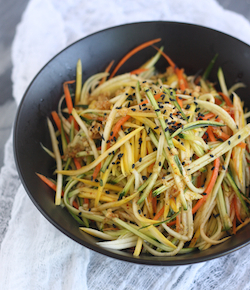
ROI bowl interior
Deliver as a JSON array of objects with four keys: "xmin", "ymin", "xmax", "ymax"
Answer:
[{"xmin": 14, "ymin": 21, "xmax": 250, "ymax": 265}]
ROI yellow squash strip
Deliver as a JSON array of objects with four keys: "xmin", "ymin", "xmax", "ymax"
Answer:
[{"xmin": 57, "ymin": 127, "xmax": 143, "ymax": 175}]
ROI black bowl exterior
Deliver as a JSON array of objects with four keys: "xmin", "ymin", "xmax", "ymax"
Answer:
[{"xmin": 14, "ymin": 22, "xmax": 250, "ymax": 265}]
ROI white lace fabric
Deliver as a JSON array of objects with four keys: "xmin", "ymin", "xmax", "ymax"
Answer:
[{"xmin": 1, "ymin": 0, "xmax": 250, "ymax": 289}]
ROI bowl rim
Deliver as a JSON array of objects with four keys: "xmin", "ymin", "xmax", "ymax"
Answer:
[{"xmin": 13, "ymin": 20, "xmax": 250, "ymax": 266}]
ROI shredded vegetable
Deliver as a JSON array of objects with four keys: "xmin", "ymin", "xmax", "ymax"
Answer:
[{"xmin": 38, "ymin": 40, "xmax": 250, "ymax": 257}]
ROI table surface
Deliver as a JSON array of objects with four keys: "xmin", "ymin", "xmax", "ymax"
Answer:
[{"xmin": 1, "ymin": 0, "xmax": 250, "ymax": 169}]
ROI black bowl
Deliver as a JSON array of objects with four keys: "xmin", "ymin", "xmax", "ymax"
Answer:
[{"xmin": 14, "ymin": 21, "xmax": 250, "ymax": 265}]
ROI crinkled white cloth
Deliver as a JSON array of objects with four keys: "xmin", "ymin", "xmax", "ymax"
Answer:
[{"xmin": 1, "ymin": 0, "xmax": 250, "ymax": 289}]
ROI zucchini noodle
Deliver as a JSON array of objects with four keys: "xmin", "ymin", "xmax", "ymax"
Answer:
[{"xmin": 40, "ymin": 42, "xmax": 250, "ymax": 257}]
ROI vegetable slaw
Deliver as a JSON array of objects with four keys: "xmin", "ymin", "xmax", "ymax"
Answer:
[{"xmin": 38, "ymin": 39, "xmax": 250, "ymax": 256}]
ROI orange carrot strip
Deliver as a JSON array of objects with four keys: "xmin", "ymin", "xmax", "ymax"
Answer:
[
  {"xmin": 167, "ymin": 220, "xmax": 176, "ymax": 226},
  {"xmin": 176, "ymin": 214, "xmax": 180, "ymax": 232},
  {"xmin": 93, "ymin": 162, "xmax": 102, "ymax": 180},
  {"xmin": 73, "ymin": 158, "xmax": 82, "ymax": 170},
  {"xmin": 37, "ymin": 173, "xmax": 64, "ymax": 197},
  {"xmin": 237, "ymin": 142, "xmax": 246, "ymax": 149},
  {"xmin": 212, "ymin": 129, "xmax": 230, "ymax": 141},
  {"xmin": 197, "ymin": 174, "xmax": 202, "ymax": 188},
  {"xmin": 83, "ymin": 113, "xmax": 105, "ymax": 122},
  {"xmin": 152, "ymin": 196, "xmax": 157, "ymax": 213},
  {"xmin": 176, "ymin": 68, "xmax": 187, "ymax": 91},
  {"xmin": 130, "ymin": 68, "xmax": 149, "ymax": 75},
  {"xmin": 139, "ymin": 92, "xmax": 163, "ymax": 106},
  {"xmin": 234, "ymin": 196, "xmax": 243, "ymax": 224},
  {"xmin": 73, "ymin": 200, "xmax": 79, "ymax": 209},
  {"xmin": 176, "ymin": 96, "xmax": 183, "ymax": 108},
  {"xmin": 36, "ymin": 173, "xmax": 57, "ymax": 191},
  {"xmin": 104, "ymin": 227, "xmax": 119, "ymax": 231},
  {"xmin": 192, "ymin": 158, "xmax": 220, "ymax": 214},
  {"xmin": 84, "ymin": 198, "xmax": 89, "ymax": 205},
  {"xmin": 233, "ymin": 215, "xmax": 236, "ymax": 235},
  {"xmin": 99, "ymin": 60, "xmax": 115, "ymax": 85},
  {"xmin": 207, "ymin": 127, "xmax": 216, "ymax": 142},
  {"xmin": 63, "ymin": 80, "xmax": 75, "ymax": 114},
  {"xmin": 194, "ymin": 75, "xmax": 201, "ymax": 85},
  {"xmin": 147, "ymin": 191, "xmax": 153, "ymax": 203},
  {"xmin": 152, "ymin": 45, "xmax": 176, "ymax": 69},
  {"xmin": 200, "ymin": 112, "xmax": 215, "ymax": 120},
  {"xmin": 218, "ymin": 92, "xmax": 233, "ymax": 107},
  {"xmin": 215, "ymin": 97, "xmax": 222, "ymax": 106},
  {"xmin": 51, "ymin": 111, "xmax": 61, "ymax": 132},
  {"xmin": 153, "ymin": 206, "xmax": 165, "ymax": 220},
  {"xmin": 109, "ymin": 115, "xmax": 131, "ymax": 142},
  {"xmin": 109, "ymin": 38, "xmax": 161, "ymax": 78}
]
